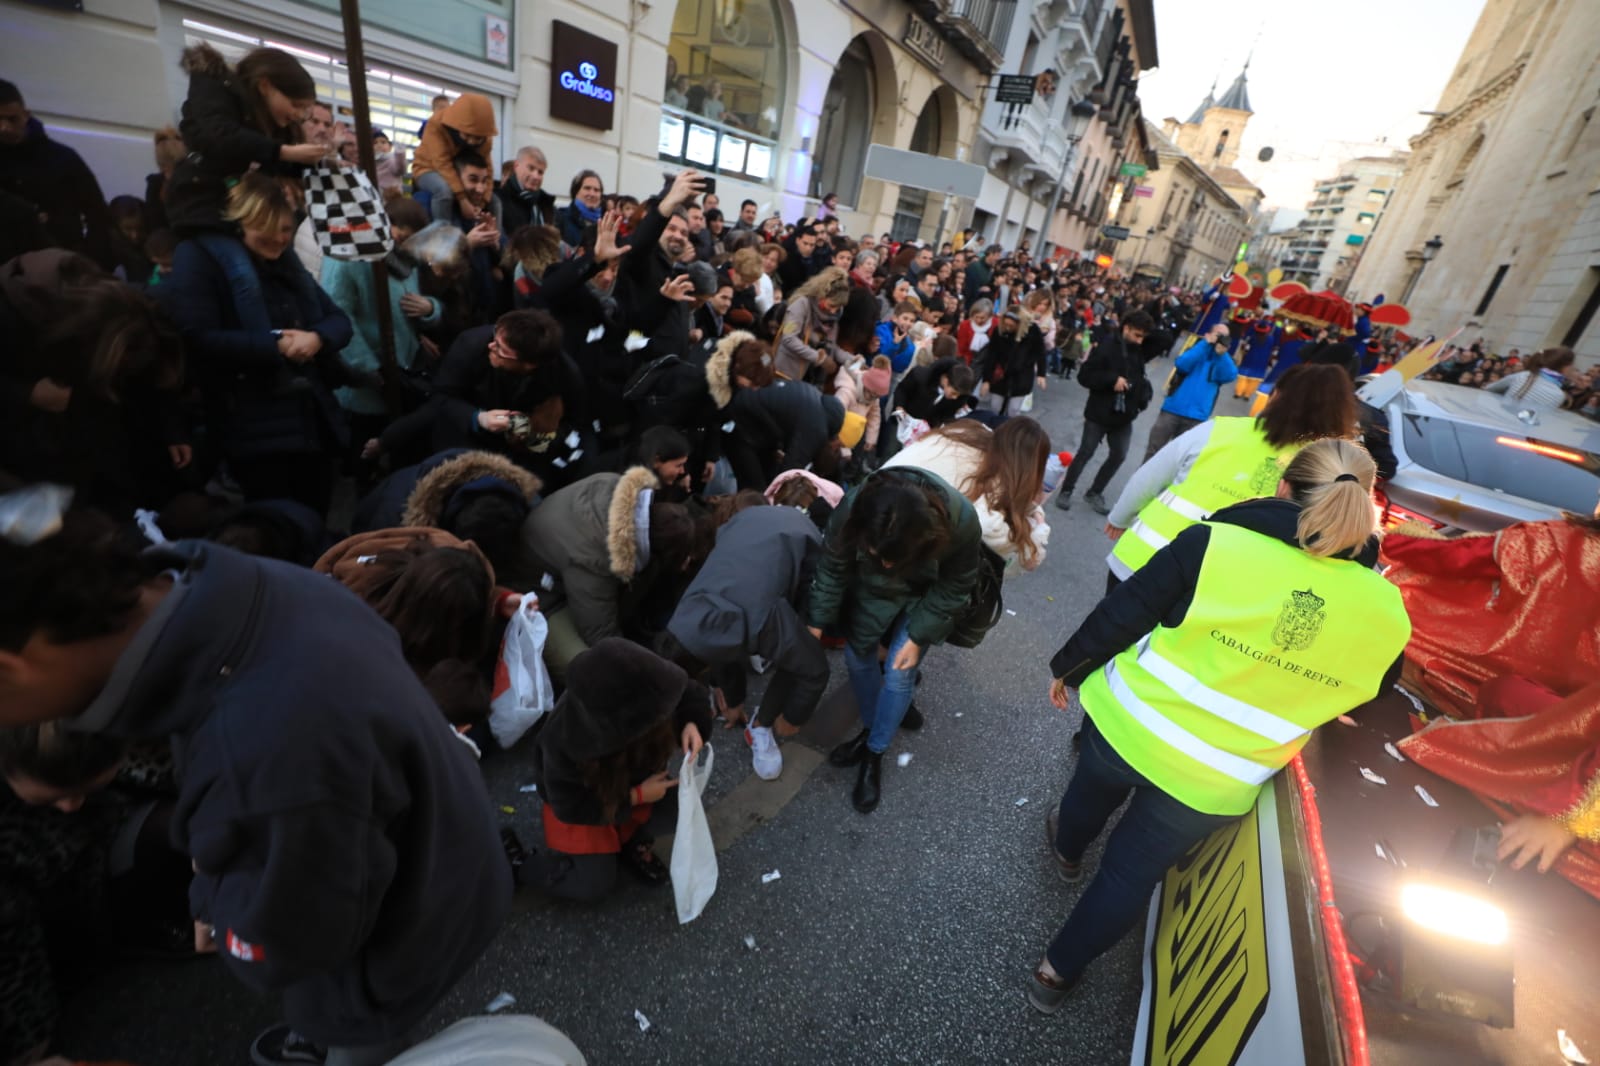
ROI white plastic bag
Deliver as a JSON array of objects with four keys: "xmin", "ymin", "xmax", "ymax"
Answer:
[
  {"xmin": 488, "ymin": 597, "xmax": 555, "ymax": 748},
  {"xmin": 893, "ymin": 409, "xmax": 931, "ymax": 445},
  {"xmin": 670, "ymin": 745, "xmax": 717, "ymax": 924}
]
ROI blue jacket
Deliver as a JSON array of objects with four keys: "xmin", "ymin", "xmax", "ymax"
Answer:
[
  {"xmin": 1162, "ymin": 339, "xmax": 1238, "ymax": 421},
  {"xmin": 72, "ymin": 541, "xmax": 509, "ymax": 1045},
  {"xmin": 875, "ymin": 321, "xmax": 916, "ymax": 374}
]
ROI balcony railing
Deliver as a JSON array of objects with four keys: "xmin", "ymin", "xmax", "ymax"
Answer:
[{"xmin": 939, "ymin": 0, "xmax": 1016, "ymax": 71}]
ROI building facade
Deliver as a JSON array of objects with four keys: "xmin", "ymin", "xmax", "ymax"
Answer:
[
  {"xmin": 1280, "ymin": 155, "xmax": 1406, "ymax": 292},
  {"xmin": 1347, "ymin": 0, "xmax": 1600, "ymax": 357},
  {"xmin": 963, "ymin": 0, "xmax": 1156, "ymax": 260},
  {"xmin": 3, "ymin": 0, "xmax": 1019, "ymax": 244},
  {"xmin": 1109, "ymin": 70, "xmax": 1254, "ymax": 287}
]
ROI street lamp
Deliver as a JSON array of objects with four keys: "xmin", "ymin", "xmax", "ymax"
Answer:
[{"xmin": 1402, "ymin": 234, "xmax": 1443, "ymax": 303}]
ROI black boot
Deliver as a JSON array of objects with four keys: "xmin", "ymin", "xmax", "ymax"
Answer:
[
  {"xmin": 830, "ymin": 728, "xmax": 870, "ymax": 767},
  {"xmin": 899, "ymin": 702, "xmax": 924, "ymax": 731},
  {"xmin": 852, "ymin": 751, "xmax": 884, "ymax": 813}
]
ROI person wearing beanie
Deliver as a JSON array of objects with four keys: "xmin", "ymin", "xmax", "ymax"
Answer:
[
  {"xmin": 523, "ymin": 638, "xmax": 713, "ymax": 900},
  {"xmin": 833, "ymin": 353, "xmax": 892, "ymax": 464}
]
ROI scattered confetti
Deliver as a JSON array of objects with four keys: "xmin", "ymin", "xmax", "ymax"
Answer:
[
  {"xmin": 634, "ymin": 1009, "xmax": 652, "ymax": 1033},
  {"xmin": 486, "ymin": 992, "xmax": 516, "ymax": 1013},
  {"xmin": 1360, "ymin": 767, "xmax": 1388, "ymax": 786},
  {"xmin": 1560, "ymin": 1029, "xmax": 1589, "ymax": 1064},
  {"xmin": 1394, "ymin": 685, "xmax": 1427, "ymax": 716},
  {"xmin": 586, "ymin": 326, "xmax": 605, "ymax": 344},
  {"xmin": 1384, "ymin": 742, "xmax": 1406, "ymax": 762},
  {"xmin": 1414, "ymin": 784, "xmax": 1439, "ymax": 808},
  {"xmin": 1046, "ymin": 596, "xmax": 1055, "ymax": 602},
  {"xmin": 954, "ymin": 712, "xmax": 964, "ymax": 718},
  {"xmin": 742, "ymin": 935, "xmax": 758, "ymax": 951},
  {"xmin": 565, "ymin": 430, "xmax": 581, "ymax": 449},
  {"xmin": 356, "ymin": 554, "xmax": 377, "ymax": 564},
  {"xmin": 1374, "ymin": 842, "xmax": 1388, "ymax": 861},
  {"xmin": 1005, "ymin": 609, "xmax": 1018, "ymax": 616},
  {"xmin": 1336, "ymin": 715, "xmax": 1358, "ymax": 727},
  {"xmin": 499, "ymin": 805, "xmax": 515, "ymax": 815},
  {"xmin": 1014, "ymin": 797, "xmax": 1030, "ymax": 807},
  {"xmin": 551, "ymin": 457, "xmax": 568, "ymax": 469},
  {"xmin": 897, "ymin": 753, "xmax": 913, "ymax": 767},
  {"xmin": 761, "ymin": 869, "xmax": 781, "ymax": 884},
  {"xmin": 518, "ymin": 783, "xmax": 538, "ymax": 793}
]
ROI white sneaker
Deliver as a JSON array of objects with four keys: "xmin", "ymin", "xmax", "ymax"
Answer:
[{"xmin": 745, "ymin": 723, "xmax": 782, "ymax": 780}]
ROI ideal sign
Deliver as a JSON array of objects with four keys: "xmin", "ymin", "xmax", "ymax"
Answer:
[{"xmin": 550, "ymin": 20, "xmax": 618, "ymax": 131}]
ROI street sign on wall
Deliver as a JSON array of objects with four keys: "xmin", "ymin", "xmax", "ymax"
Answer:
[
  {"xmin": 1120, "ymin": 162, "xmax": 1148, "ymax": 177},
  {"xmin": 996, "ymin": 75, "xmax": 1036, "ymax": 105},
  {"xmin": 863, "ymin": 144, "xmax": 987, "ymax": 199},
  {"xmin": 1101, "ymin": 225, "xmax": 1131, "ymax": 241}
]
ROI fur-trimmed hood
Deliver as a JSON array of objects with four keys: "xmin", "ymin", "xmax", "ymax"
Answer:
[
  {"xmin": 401, "ymin": 450, "xmax": 542, "ymax": 528},
  {"xmin": 605, "ymin": 466, "xmax": 659, "ymax": 579},
  {"xmin": 180, "ymin": 42, "xmax": 233, "ymax": 80},
  {"xmin": 707, "ymin": 331, "xmax": 745, "ymax": 409}
]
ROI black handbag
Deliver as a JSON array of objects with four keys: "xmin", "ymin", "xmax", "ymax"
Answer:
[{"xmin": 946, "ymin": 545, "xmax": 1006, "ymax": 649}]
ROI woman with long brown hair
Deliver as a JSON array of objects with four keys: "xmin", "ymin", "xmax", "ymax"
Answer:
[
  {"xmin": 884, "ymin": 416, "xmax": 1052, "ymax": 571},
  {"xmin": 1103, "ymin": 362, "xmax": 1356, "ymax": 587},
  {"xmin": 1485, "ymin": 345, "xmax": 1578, "ymax": 409}
]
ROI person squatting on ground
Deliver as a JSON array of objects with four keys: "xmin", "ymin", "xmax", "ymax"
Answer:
[
  {"xmin": 809, "ymin": 469, "xmax": 981, "ymax": 813},
  {"xmin": 662, "ymin": 503, "xmax": 828, "ymax": 781},
  {"xmin": 1028, "ymin": 439, "xmax": 1410, "ymax": 1012},
  {"xmin": 523, "ymin": 638, "xmax": 711, "ymax": 901}
]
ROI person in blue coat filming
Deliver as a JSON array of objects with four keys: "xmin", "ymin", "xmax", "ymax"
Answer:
[{"xmin": 1142, "ymin": 323, "xmax": 1236, "ymax": 461}]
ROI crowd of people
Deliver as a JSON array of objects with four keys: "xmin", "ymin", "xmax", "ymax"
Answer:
[{"xmin": 2, "ymin": 39, "xmax": 1596, "ymax": 1066}]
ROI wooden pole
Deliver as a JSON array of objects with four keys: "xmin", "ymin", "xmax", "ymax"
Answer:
[{"xmin": 337, "ymin": 0, "xmax": 402, "ymax": 416}]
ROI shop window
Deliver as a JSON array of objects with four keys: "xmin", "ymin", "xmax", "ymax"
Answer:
[{"xmin": 660, "ymin": 0, "xmax": 786, "ymax": 183}]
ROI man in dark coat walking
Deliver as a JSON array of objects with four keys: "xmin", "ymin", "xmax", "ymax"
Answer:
[{"xmin": 1056, "ymin": 310, "xmax": 1154, "ymax": 515}]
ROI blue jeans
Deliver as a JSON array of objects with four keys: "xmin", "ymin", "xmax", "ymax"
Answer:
[
  {"xmin": 189, "ymin": 232, "xmax": 269, "ymax": 332},
  {"xmin": 414, "ymin": 170, "xmax": 457, "ymax": 223},
  {"xmin": 1045, "ymin": 717, "xmax": 1238, "ymax": 980},
  {"xmin": 843, "ymin": 616, "xmax": 919, "ymax": 754}
]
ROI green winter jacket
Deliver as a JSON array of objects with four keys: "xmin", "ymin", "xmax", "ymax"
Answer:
[{"xmin": 807, "ymin": 468, "xmax": 982, "ymax": 655}]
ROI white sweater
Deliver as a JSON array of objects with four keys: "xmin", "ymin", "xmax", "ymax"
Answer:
[{"xmin": 883, "ymin": 433, "xmax": 1050, "ymax": 570}]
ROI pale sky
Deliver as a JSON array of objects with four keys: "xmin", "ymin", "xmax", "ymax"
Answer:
[{"xmin": 1135, "ymin": 0, "xmax": 1486, "ymax": 214}]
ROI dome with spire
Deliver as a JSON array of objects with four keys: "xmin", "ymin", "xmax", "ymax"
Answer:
[
  {"xmin": 1185, "ymin": 80, "xmax": 1216, "ymax": 125},
  {"xmin": 1215, "ymin": 61, "xmax": 1252, "ymax": 114}
]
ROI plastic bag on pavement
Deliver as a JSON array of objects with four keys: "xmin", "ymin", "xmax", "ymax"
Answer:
[
  {"xmin": 893, "ymin": 409, "xmax": 931, "ymax": 445},
  {"xmin": 670, "ymin": 745, "xmax": 718, "ymax": 924},
  {"xmin": 488, "ymin": 596, "xmax": 555, "ymax": 748}
]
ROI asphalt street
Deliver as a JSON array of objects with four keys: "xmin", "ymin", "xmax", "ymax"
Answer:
[{"xmin": 61, "ymin": 364, "xmax": 1191, "ymax": 1065}]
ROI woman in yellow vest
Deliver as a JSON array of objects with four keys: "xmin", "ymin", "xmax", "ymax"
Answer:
[
  {"xmin": 1027, "ymin": 438, "xmax": 1411, "ymax": 1013},
  {"xmin": 1103, "ymin": 363, "xmax": 1356, "ymax": 592}
]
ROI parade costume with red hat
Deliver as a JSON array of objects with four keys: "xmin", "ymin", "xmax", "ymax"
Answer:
[
  {"xmin": 1382, "ymin": 518, "xmax": 1600, "ymax": 901},
  {"xmin": 1234, "ymin": 317, "xmax": 1277, "ymax": 398}
]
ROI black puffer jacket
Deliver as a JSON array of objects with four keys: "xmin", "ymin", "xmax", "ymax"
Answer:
[
  {"xmin": 723, "ymin": 378, "xmax": 844, "ymax": 490},
  {"xmin": 167, "ymin": 44, "xmax": 302, "ymax": 234},
  {"xmin": 977, "ymin": 314, "xmax": 1048, "ymax": 399},
  {"xmin": 1076, "ymin": 331, "xmax": 1149, "ymax": 429},
  {"xmin": 0, "ymin": 118, "xmax": 112, "ymax": 266}
]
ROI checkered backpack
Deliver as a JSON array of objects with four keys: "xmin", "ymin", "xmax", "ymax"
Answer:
[{"xmin": 303, "ymin": 163, "xmax": 394, "ymax": 262}]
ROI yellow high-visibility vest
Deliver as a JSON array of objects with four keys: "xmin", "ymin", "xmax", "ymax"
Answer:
[
  {"xmin": 1111, "ymin": 417, "xmax": 1301, "ymax": 578},
  {"xmin": 1082, "ymin": 521, "xmax": 1411, "ymax": 816}
]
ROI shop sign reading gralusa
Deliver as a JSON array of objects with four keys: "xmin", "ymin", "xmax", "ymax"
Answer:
[{"xmin": 550, "ymin": 20, "xmax": 618, "ymax": 130}]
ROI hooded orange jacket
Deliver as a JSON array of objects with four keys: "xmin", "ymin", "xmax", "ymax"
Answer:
[{"xmin": 411, "ymin": 93, "xmax": 498, "ymax": 198}]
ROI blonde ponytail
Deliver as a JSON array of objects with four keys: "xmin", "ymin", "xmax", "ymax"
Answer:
[{"xmin": 1282, "ymin": 439, "xmax": 1379, "ymax": 558}]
